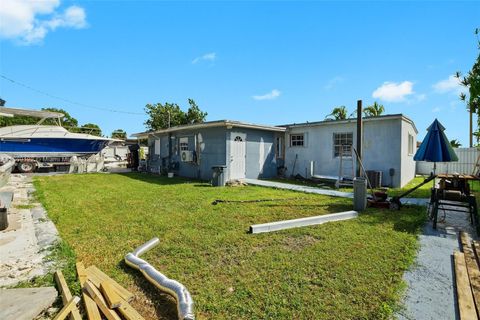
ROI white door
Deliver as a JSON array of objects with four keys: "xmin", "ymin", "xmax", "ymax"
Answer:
[{"xmin": 230, "ymin": 132, "xmax": 246, "ymax": 179}]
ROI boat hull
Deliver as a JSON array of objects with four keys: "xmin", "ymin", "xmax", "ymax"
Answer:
[{"xmin": 0, "ymin": 137, "xmax": 111, "ymax": 157}]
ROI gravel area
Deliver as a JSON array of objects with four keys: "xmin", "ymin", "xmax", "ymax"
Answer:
[{"xmin": 396, "ymin": 205, "xmax": 476, "ymax": 320}]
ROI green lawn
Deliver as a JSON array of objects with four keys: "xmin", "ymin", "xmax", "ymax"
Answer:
[{"xmin": 33, "ymin": 173, "xmax": 426, "ymax": 320}]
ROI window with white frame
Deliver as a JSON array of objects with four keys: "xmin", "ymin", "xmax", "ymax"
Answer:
[
  {"xmin": 408, "ymin": 134, "xmax": 414, "ymax": 155},
  {"xmin": 179, "ymin": 137, "xmax": 189, "ymax": 151},
  {"xmin": 290, "ymin": 134, "xmax": 304, "ymax": 147},
  {"xmin": 154, "ymin": 140, "xmax": 160, "ymax": 155},
  {"xmin": 333, "ymin": 132, "xmax": 353, "ymax": 157}
]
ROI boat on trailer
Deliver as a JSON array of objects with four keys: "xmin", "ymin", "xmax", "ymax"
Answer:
[{"xmin": 0, "ymin": 107, "xmax": 115, "ymax": 172}]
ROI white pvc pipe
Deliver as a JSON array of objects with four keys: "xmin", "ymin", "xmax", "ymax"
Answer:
[
  {"xmin": 250, "ymin": 210, "xmax": 358, "ymax": 234},
  {"xmin": 125, "ymin": 238, "xmax": 195, "ymax": 320}
]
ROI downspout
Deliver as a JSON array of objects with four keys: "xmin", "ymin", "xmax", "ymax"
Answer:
[
  {"xmin": 168, "ymin": 132, "xmax": 173, "ymax": 169},
  {"xmin": 124, "ymin": 238, "xmax": 195, "ymax": 320}
]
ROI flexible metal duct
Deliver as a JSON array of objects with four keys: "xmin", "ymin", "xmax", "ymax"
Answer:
[{"xmin": 125, "ymin": 238, "xmax": 195, "ymax": 320}]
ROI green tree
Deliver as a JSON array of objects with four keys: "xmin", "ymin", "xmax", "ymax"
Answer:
[
  {"xmin": 41, "ymin": 108, "xmax": 79, "ymax": 128},
  {"xmin": 457, "ymin": 28, "xmax": 480, "ymax": 146},
  {"xmin": 81, "ymin": 123, "xmax": 102, "ymax": 136},
  {"xmin": 450, "ymin": 139, "xmax": 462, "ymax": 148},
  {"xmin": 363, "ymin": 102, "xmax": 385, "ymax": 117},
  {"xmin": 185, "ymin": 99, "xmax": 208, "ymax": 124},
  {"xmin": 326, "ymin": 106, "xmax": 348, "ymax": 120},
  {"xmin": 0, "ymin": 107, "xmax": 79, "ymax": 128},
  {"xmin": 144, "ymin": 99, "xmax": 207, "ymax": 131},
  {"xmin": 111, "ymin": 129, "xmax": 127, "ymax": 139}
]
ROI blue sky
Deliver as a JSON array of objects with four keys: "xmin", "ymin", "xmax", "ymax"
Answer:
[{"xmin": 0, "ymin": 1, "xmax": 479, "ymax": 144}]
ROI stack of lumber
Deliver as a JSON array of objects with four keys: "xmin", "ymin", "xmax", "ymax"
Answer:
[
  {"xmin": 52, "ymin": 262, "xmax": 145, "ymax": 320},
  {"xmin": 454, "ymin": 231, "xmax": 480, "ymax": 320}
]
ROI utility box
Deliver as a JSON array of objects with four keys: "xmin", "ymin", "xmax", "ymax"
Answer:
[
  {"xmin": 211, "ymin": 165, "xmax": 227, "ymax": 187},
  {"xmin": 353, "ymin": 177, "xmax": 367, "ymax": 211},
  {"xmin": 366, "ymin": 170, "xmax": 383, "ymax": 188}
]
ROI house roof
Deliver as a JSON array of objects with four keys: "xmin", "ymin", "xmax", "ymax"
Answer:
[
  {"xmin": 280, "ymin": 114, "xmax": 418, "ymax": 134},
  {"xmin": 133, "ymin": 120, "xmax": 286, "ymax": 138}
]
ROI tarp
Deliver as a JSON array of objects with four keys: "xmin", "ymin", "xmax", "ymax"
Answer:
[{"xmin": 414, "ymin": 119, "xmax": 458, "ymax": 162}]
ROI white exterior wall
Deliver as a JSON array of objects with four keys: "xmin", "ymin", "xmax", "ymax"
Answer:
[
  {"xmin": 284, "ymin": 117, "xmax": 414, "ymax": 187},
  {"xmin": 400, "ymin": 120, "xmax": 417, "ymax": 186}
]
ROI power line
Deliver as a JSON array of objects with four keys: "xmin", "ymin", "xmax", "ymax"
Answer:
[{"xmin": 0, "ymin": 74, "xmax": 144, "ymax": 115}]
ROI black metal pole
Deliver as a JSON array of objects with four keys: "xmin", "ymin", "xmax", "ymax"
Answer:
[{"xmin": 356, "ymin": 100, "xmax": 363, "ymax": 177}]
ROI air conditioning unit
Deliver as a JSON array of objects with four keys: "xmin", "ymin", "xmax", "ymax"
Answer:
[{"xmin": 180, "ymin": 150, "xmax": 194, "ymax": 162}]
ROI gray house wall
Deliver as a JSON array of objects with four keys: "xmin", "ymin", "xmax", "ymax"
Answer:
[
  {"xmin": 147, "ymin": 126, "xmax": 278, "ymax": 181},
  {"xmin": 284, "ymin": 117, "xmax": 415, "ymax": 187},
  {"xmin": 225, "ymin": 128, "xmax": 277, "ymax": 180}
]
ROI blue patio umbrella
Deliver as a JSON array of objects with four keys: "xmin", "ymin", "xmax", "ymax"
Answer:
[{"xmin": 414, "ymin": 119, "xmax": 458, "ymax": 174}]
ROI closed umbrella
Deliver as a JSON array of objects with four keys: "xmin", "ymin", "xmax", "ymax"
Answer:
[{"xmin": 414, "ymin": 119, "xmax": 458, "ymax": 175}]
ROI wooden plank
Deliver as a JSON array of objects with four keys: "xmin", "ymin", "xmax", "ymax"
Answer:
[
  {"xmin": 54, "ymin": 270, "xmax": 82, "ymax": 320},
  {"xmin": 473, "ymin": 241, "xmax": 480, "ymax": 264},
  {"xmin": 100, "ymin": 280, "xmax": 122, "ymax": 308},
  {"xmin": 454, "ymin": 251, "xmax": 477, "ymax": 320},
  {"xmin": 84, "ymin": 280, "xmax": 122, "ymax": 320},
  {"xmin": 459, "ymin": 233, "xmax": 480, "ymax": 315},
  {"xmin": 53, "ymin": 296, "xmax": 81, "ymax": 320},
  {"xmin": 117, "ymin": 301, "xmax": 146, "ymax": 320},
  {"xmin": 76, "ymin": 262, "xmax": 102, "ymax": 320},
  {"xmin": 86, "ymin": 265, "xmax": 134, "ymax": 301}
]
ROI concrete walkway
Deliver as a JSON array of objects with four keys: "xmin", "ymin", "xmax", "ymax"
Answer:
[
  {"xmin": 397, "ymin": 206, "xmax": 477, "ymax": 320},
  {"xmin": 243, "ymin": 178, "xmax": 354, "ymax": 197},
  {"xmin": 0, "ymin": 174, "xmax": 59, "ymax": 287},
  {"xmin": 243, "ymin": 179, "xmax": 429, "ymax": 206}
]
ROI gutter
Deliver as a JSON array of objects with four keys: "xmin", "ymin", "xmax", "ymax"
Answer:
[{"xmin": 124, "ymin": 238, "xmax": 195, "ymax": 320}]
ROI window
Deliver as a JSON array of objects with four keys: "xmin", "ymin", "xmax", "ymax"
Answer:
[
  {"xmin": 154, "ymin": 140, "xmax": 160, "ymax": 155},
  {"xmin": 290, "ymin": 134, "xmax": 304, "ymax": 147},
  {"xmin": 234, "ymin": 136, "xmax": 243, "ymax": 142},
  {"xmin": 408, "ymin": 134, "xmax": 414, "ymax": 155},
  {"xmin": 179, "ymin": 137, "xmax": 189, "ymax": 151},
  {"xmin": 333, "ymin": 132, "xmax": 353, "ymax": 157}
]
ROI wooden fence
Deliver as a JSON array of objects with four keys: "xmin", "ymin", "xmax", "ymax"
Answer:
[{"xmin": 416, "ymin": 147, "xmax": 479, "ymax": 175}]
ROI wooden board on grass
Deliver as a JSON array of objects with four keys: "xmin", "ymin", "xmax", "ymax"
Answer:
[
  {"xmin": 117, "ymin": 302, "xmax": 146, "ymax": 320},
  {"xmin": 84, "ymin": 280, "xmax": 122, "ymax": 320},
  {"xmin": 86, "ymin": 266, "xmax": 134, "ymax": 302},
  {"xmin": 76, "ymin": 262, "xmax": 102, "ymax": 320},
  {"xmin": 454, "ymin": 251, "xmax": 477, "ymax": 320},
  {"xmin": 54, "ymin": 270, "xmax": 82, "ymax": 320},
  {"xmin": 100, "ymin": 280, "xmax": 123, "ymax": 308}
]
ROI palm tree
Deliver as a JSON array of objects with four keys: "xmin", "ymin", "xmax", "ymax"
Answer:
[
  {"xmin": 326, "ymin": 106, "xmax": 348, "ymax": 120},
  {"xmin": 450, "ymin": 139, "xmax": 462, "ymax": 148},
  {"xmin": 363, "ymin": 102, "xmax": 385, "ymax": 117}
]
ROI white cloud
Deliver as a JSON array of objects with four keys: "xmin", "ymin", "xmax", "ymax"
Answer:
[
  {"xmin": 433, "ymin": 75, "xmax": 464, "ymax": 94},
  {"xmin": 252, "ymin": 89, "xmax": 281, "ymax": 101},
  {"xmin": 432, "ymin": 107, "xmax": 441, "ymax": 113},
  {"xmin": 192, "ymin": 52, "xmax": 216, "ymax": 64},
  {"xmin": 324, "ymin": 76, "xmax": 344, "ymax": 90},
  {"xmin": 0, "ymin": 0, "xmax": 87, "ymax": 44},
  {"xmin": 372, "ymin": 81, "xmax": 414, "ymax": 102},
  {"xmin": 415, "ymin": 93, "xmax": 427, "ymax": 102}
]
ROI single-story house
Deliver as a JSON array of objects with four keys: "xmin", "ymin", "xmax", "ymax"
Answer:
[
  {"xmin": 133, "ymin": 120, "xmax": 286, "ymax": 181},
  {"xmin": 134, "ymin": 114, "xmax": 417, "ymax": 187},
  {"xmin": 282, "ymin": 114, "xmax": 417, "ymax": 187}
]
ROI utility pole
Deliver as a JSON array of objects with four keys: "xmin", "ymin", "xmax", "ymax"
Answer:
[
  {"xmin": 356, "ymin": 100, "xmax": 363, "ymax": 177},
  {"xmin": 470, "ymin": 106, "xmax": 473, "ymax": 148}
]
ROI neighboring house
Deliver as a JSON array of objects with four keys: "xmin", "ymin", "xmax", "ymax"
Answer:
[
  {"xmin": 282, "ymin": 114, "xmax": 417, "ymax": 187},
  {"xmin": 133, "ymin": 120, "xmax": 285, "ymax": 181}
]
